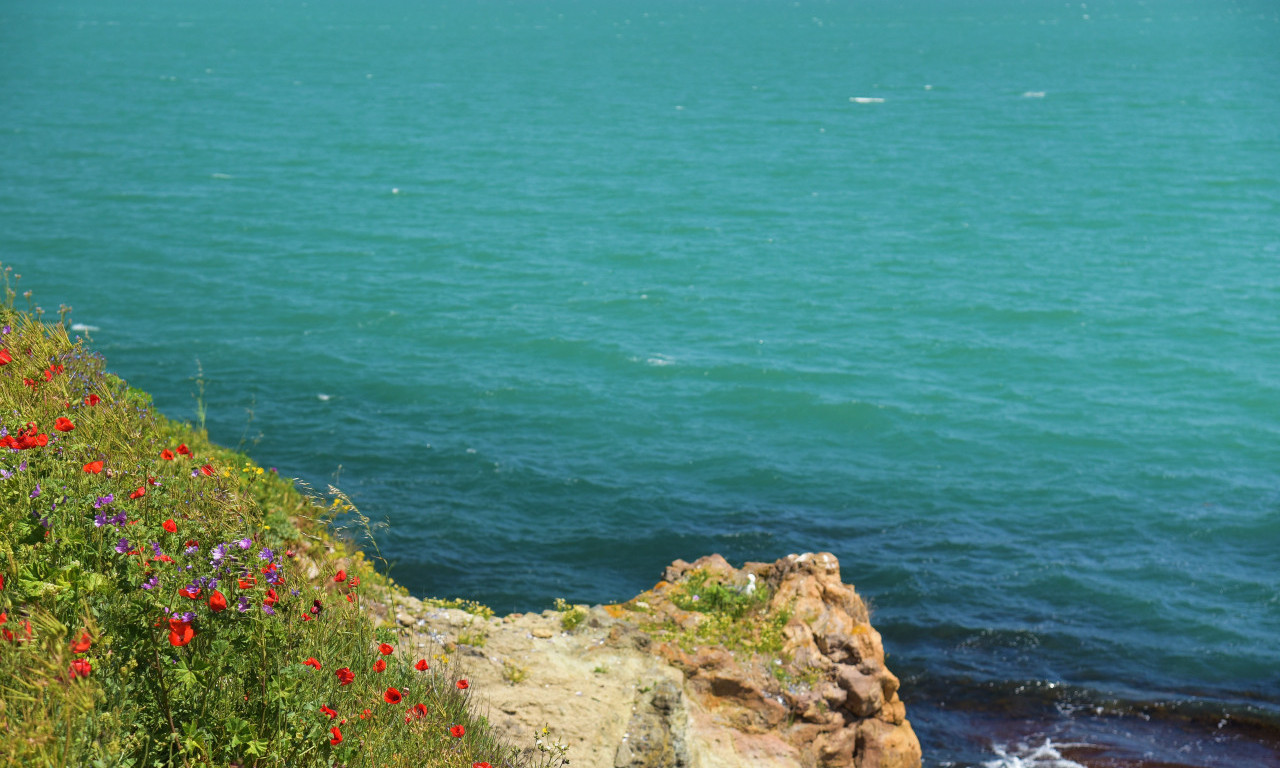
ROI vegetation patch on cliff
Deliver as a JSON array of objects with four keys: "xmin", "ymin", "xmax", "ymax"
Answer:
[{"xmin": 0, "ymin": 275, "xmax": 562, "ymax": 768}]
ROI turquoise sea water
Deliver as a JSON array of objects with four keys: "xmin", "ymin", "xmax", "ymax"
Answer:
[{"xmin": 3, "ymin": 1, "xmax": 1279, "ymax": 764}]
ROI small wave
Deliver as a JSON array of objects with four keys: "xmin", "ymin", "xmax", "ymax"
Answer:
[
  {"xmin": 646, "ymin": 355, "xmax": 674, "ymax": 367},
  {"xmin": 210, "ymin": 173, "xmax": 233, "ymax": 179},
  {"xmin": 850, "ymin": 96, "xmax": 885, "ymax": 103},
  {"xmin": 317, "ymin": 394, "xmax": 331, "ymax": 401},
  {"xmin": 69, "ymin": 323, "xmax": 100, "ymax": 332},
  {"xmin": 1022, "ymin": 91, "xmax": 1046, "ymax": 98},
  {"xmin": 984, "ymin": 739, "xmax": 1088, "ymax": 768}
]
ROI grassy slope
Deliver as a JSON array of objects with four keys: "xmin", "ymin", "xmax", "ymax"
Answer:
[{"xmin": 0, "ymin": 297, "xmax": 560, "ymax": 768}]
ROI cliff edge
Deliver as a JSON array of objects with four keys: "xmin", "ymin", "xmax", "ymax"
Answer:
[{"xmin": 373, "ymin": 552, "xmax": 922, "ymax": 768}]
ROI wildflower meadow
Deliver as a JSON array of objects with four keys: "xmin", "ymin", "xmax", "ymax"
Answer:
[{"xmin": 0, "ymin": 270, "xmax": 565, "ymax": 768}]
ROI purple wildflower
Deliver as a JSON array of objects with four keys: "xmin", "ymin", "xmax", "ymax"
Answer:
[
  {"xmin": 211, "ymin": 542, "xmax": 227, "ymax": 563},
  {"xmin": 29, "ymin": 483, "xmax": 39, "ymax": 498},
  {"xmin": 108, "ymin": 510, "xmax": 128, "ymax": 526},
  {"xmin": 184, "ymin": 542, "xmax": 199, "ymax": 556},
  {"xmin": 93, "ymin": 494, "xmax": 114, "ymax": 508},
  {"xmin": 261, "ymin": 604, "xmax": 275, "ymax": 616},
  {"xmin": 151, "ymin": 541, "xmax": 163, "ymax": 557},
  {"xmin": 237, "ymin": 596, "xmax": 250, "ymax": 613},
  {"xmin": 93, "ymin": 513, "xmax": 108, "ymax": 528},
  {"xmin": 237, "ymin": 538, "xmax": 252, "ymax": 550},
  {"xmin": 115, "ymin": 538, "xmax": 130, "ymax": 554},
  {"xmin": 258, "ymin": 547, "xmax": 273, "ymax": 562},
  {"xmin": 141, "ymin": 575, "xmax": 159, "ymax": 590}
]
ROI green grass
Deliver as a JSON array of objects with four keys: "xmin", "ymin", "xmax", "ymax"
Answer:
[
  {"xmin": 649, "ymin": 569, "xmax": 791, "ymax": 657},
  {"xmin": 0, "ymin": 278, "xmax": 564, "ymax": 768}
]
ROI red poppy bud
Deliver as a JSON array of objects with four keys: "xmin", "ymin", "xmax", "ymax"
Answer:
[
  {"xmin": 373, "ymin": 659, "xmax": 386, "ymax": 673},
  {"xmin": 450, "ymin": 724, "xmax": 466, "ymax": 738},
  {"xmin": 160, "ymin": 449, "xmax": 175, "ymax": 461},
  {"xmin": 71, "ymin": 631, "xmax": 92, "ymax": 653},
  {"xmin": 148, "ymin": 476, "xmax": 160, "ymax": 486},
  {"xmin": 208, "ymin": 590, "xmax": 227, "ymax": 612},
  {"xmin": 415, "ymin": 659, "xmax": 429, "ymax": 671},
  {"xmin": 69, "ymin": 658, "xmax": 92, "ymax": 679},
  {"xmin": 383, "ymin": 687, "xmax": 402, "ymax": 704},
  {"xmin": 83, "ymin": 461, "xmax": 104, "ymax": 474},
  {"xmin": 335, "ymin": 667, "xmax": 354, "ymax": 686},
  {"xmin": 378, "ymin": 643, "xmax": 394, "ymax": 656},
  {"xmin": 329, "ymin": 726, "xmax": 342, "ymax": 745},
  {"xmin": 54, "ymin": 417, "xmax": 75, "ymax": 432},
  {"xmin": 163, "ymin": 519, "xmax": 177, "ymax": 533}
]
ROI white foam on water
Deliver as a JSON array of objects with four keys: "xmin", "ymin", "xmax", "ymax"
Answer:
[
  {"xmin": 645, "ymin": 355, "xmax": 674, "ymax": 367},
  {"xmin": 850, "ymin": 96, "xmax": 885, "ymax": 103},
  {"xmin": 317, "ymin": 393, "xmax": 331, "ymax": 401},
  {"xmin": 211, "ymin": 173, "xmax": 233, "ymax": 179},
  {"xmin": 1022, "ymin": 91, "xmax": 1046, "ymax": 98},
  {"xmin": 983, "ymin": 739, "xmax": 1088, "ymax": 768},
  {"xmin": 70, "ymin": 323, "xmax": 100, "ymax": 332}
]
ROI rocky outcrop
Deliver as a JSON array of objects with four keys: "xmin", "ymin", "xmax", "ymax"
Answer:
[{"xmin": 375, "ymin": 553, "xmax": 921, "ymax": 768}]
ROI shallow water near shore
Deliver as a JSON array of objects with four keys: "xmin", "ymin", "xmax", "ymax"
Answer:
[{"xmin": 3, "ymin": 0, "xmax": 1279, "ymax": 764}]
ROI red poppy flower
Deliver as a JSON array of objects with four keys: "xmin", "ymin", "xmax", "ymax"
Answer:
[
  {"xmin": 378, "ymin": 643, "xmax": 394, "ymax": 656},
  {"xmin": 183, "ymin": 539, "xmax": 198, "ymax": 550},
  {"xmin": 167, "ymin": 618, "xmax": 195, "ymax": 647},
  {"xmin": 237, "ymin": 577, "xmax": 255, "ymax": 589},
  {"xmin": 0, "ymin": 349, "xmax": 10, "ymax": 365},
  {"xmin": 83, "ymin": 460, "xmax": 104, "ymax": 474},
  {"xmin": 208, "ymin": 590, "xmax": 227, "ymax": 612},
  {"xmin": 304, "ymin": 657, "xmax": 321, "ymax": 670},
  {"xmin": 335, "ymin": 667, "xmax": 354, "ymax": 686},
  {"xmin": 54, "ymin": 417, "xmax": 75, "ymax": 432},
  {"xmin": 264, "ymin": 588, "xmax": 278, "ymax": 607},
  {"xmin": 148, "ymin": 476, "xmax": 160, "ymax": 486},
  {"xmin": 450, "ymin": 724, "xmax": 466, "ymax": 738},
  {"xmin": 320, "ymin": 705, "xmax": 338, "ymax": 719},
  {"xmin": 329, "ymin": 726, "xmax": 342, "ymax": 745},
  {"xmin": 415, "ymin": 659, "xmax": 429, "ymax": 671},
  {"xmin": 474, "ymin": 763, "xmax": 494, "ymax": 768},
  {"xmin": 129, "ymin": 486, "xmax": 145, "ymax": 500},
  {"xmin": 71, "ymin": 632, "xmax": 92, "ymax": 653},
  {"xmin": 85, "ymin": 393, "xmax": 101, "ymax": 406},
  {"xmin": 200, "ymin": 464, "xmax": 214, "ymax": 476},
  {"xmin": 334, "ymin": 569, "xmax": 347, "ymax": 583},
  {"xmin": 456, "ymin": 679, "xmax": 469, "ymax": 690},
  {"xmin": 43, "ymin": 368, "xmax": 53, "ymax": 382},
  {"xmin": 383, "ymin": 687, "xmax": 402, "ymax": 704},
  {"xmin": 414, "ymin": 703, "xmax": 429, "ymax": 718},
  {"xmin": 350, "ymin": 576, "xmax": 360, "ymax": 587},
  {"xmin": 359, "ymin": 708, "xmax": 372, "ymax": 720},
  {"xmin": 346, "ymin": 594, "xmax": 355, "ymax": 603},
  {"xmin": 0, "ymin": 574, "xmax": 5, "ymax": 590},
  {"xmin": 160, "ymin": 449, "xmax": 175, "ymax": 461},
  {"xmin": 176, "ymin": 443, "xmax": 191, "ymax": 455},
  {"xmin": 179, "ymin": 586, "xmax": 201, "ymax": 599},
  {"xmin": 69, "ymin": 658, "xmax": 92, "ymax": 679},
  {"xmin": 373, "ymin": 659, "xmax": 386, "ymax": 673},
  {"xmin": 163, "ymin": 519, "xmax": 177, "ymax": 533}
]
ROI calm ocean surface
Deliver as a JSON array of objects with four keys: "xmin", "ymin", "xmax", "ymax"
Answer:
[{"xmin": 3, "ymin": 0, "xmax": 1278, "ymax": 764}]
